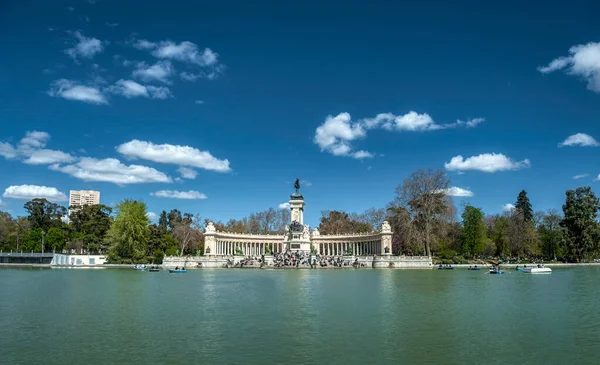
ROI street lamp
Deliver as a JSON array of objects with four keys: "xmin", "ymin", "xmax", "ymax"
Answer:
[{"xmin": 41, "ymin": 230, "xmax": 45, "ymax": 254}]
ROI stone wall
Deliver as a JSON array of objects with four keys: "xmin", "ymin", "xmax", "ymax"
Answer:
[{"xmin": 162, "ymin": 255, "xmax": 432, "ymax": 269}]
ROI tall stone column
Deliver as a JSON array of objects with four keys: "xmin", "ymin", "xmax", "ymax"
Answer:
[
  {"xmin": 380, "ymin": 221, "xmax": 392, "ymax": 256},
  {"xmin": 204, "ymin": 222, "xmax": 217, "ymax": 256}
]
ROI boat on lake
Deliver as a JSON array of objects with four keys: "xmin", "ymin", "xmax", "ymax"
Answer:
[
  {"xmin": 522, "ymin": 265, "xmax": 552, "ymax": 274},
  {"xmin": 168, "ymin": 269, "xmax": 187, "ymax": 273},
  {"xmin": 149, "ymin": 268, "xmax": 160, "ymax": 272},
  {"xmin": 467, "ymin": 266, "xmax": 481, "ymax": 271},
  {"xmin": 133, "ymin": 265, "xmax": 147, "ymax": 271},
  {"xmin": 489, "ymin": 268, "xmax": 504, "ymax": 274}
]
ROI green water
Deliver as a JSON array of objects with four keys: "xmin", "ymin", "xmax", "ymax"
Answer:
[{"xmin": 1, "ymin": 267, "xmax": 599, "ymax": 364}]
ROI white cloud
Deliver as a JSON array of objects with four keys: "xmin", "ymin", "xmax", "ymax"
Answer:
[
  {"xmin": 150, "ymin": 190, "xmax": 207, "ymax": 199},
  {"xmin": 300, "ymin": 180, "xmax": 312, "ymax": 187},
  {"xmin": 151, "ymin": 41, "xmax": 218, "ymax": 66},
  {"xmin": 105, "ymin": 79, "xmax": 173, "ymax": 99},
  {"xmin": 194, "ymin": 100, "xmax": 204, "ymax": 104},
  {"xmin": 23, "ymin": 149, "xmax": 76, "ymax": 165},
  {"xmin": 363, "ymin": 112, "xmax": 485, "ymax": 131},
  {"xmin": 440, "ymin": 186, "xmax": 474, "ymax": 197},
  {"xmin": 48, "ymin": 79, "xmax": 108, "ymax": 105},
  {"xmin": 131, "ymin": 38, "xmax": 223, "ymax": 79},
  {"xmin": 503, "ymin": 203, "xmax": 516, "ymax": 212},
  {"xmin": 444, "ymin": 153, "xmax": 531, "ymax": 173},
  {"xmin": 278, "ymin": 202, "xmax": 290, "ymax": 209},
  {"xmin": 132, "ymin": 61, "xmax": 173, "ymax": 84},
  {"xmin": 313, "ymin": 113, "xmax": 370, "ymax": 159},
  {"xmin": 573, "ymin": 174, "xmax": 589, "ymax": 180},
  {"xmin": 105, "ymin": 22, "xmax": 118, "ymax": 27},
  {"xmin": 132, "ymin": 39, "xmax": 155, "ymax": 50},
  {"xmin": 352, "ymin": 150, "xmax": 373, "ymax": 159},
  {"xmin": 146, "ymin": 212, "xmax": 158, "ymax": 221},
  {"xmin": 177, "ymin": 167, "xmax": 197, "ymax": 179},
  {"xmin": 0, "ymin": 143, "xmax": 17, "ymax": 159},
  {"xmin": 315, "ymin": 111, "xmax": 483, "ymax": 159},
  {"xmin": 50, "ymin": 157, "xmax": 172, "ymax": 185},
  {"xmin": 3, "ymin": 185, "xmax": 68, "ymax": 202},
  {"xmin": 538, "ymin": 42, "xmax": 600, "ymax": 92},
  {"xmin": 65, "ymin": 31, "xmax": 103, "ymax": 60},
  {"xmin": 0, "ymin": 131, "xmax": 75, "ymax": 166},
  {"xmin": 116, "ymin": 139, "xmax": 231, "ymax": 172},
  {"xmin": 20, "ymin": 131, "xmax": 50, "ymax": 149},
  {"xmin": 181, "ymin": 72, "xmax": 200, "ymax": 81},
  {"xmin": 558, "ymin": 133, "xmax": 599, "ymax": 147}
]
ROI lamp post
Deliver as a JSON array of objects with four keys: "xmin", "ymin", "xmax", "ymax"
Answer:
[{"xmin": 41, "ymin": 230, "xmax": 46, "ymax": 254}]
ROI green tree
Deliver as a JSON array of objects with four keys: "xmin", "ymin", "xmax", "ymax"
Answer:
[
  {"xmin": 106, "ymin": 199, "xmax": 150, "ymax": 262},
  {"xmin": 515, "ymin": 190, "xmax": 533, "ymax": 223},
  {"xmin": 69, "ymin": 204, "xmax": 113, "ymax": 253},
  {"xmin": 45, "ymin": 227, "xmax": 66, "ymax": 252},
  {"xmin": 24, "ymin": 228, "xmax": 43, "ymax": 251},
  {"xmin": 537, "ymin": 209, "xmax": 564, "ymax": 260},
  {"xmin": 489, "ymin": 215, "xmax": 509, "ymax": 257},
  {"xmin": 167, "ymin": 209, "xmax": 182, "ymax": 230},
  {"xmin": 460, "ymin": 206, "xmax": 487, "ymax": 257},
  {"xmin": 24, "ymin": 198, "xmax": 67, "ymax": 230},
  {"xmin": 561, "ymin": 187, "xmax": 600, "ymax": 262},
  {"xmin": 158, "ymin": 210, "xmax": 168, "ymax": 232}
]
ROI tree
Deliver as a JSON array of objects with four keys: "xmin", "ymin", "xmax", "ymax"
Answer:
[
  {"xmin": 515, "ymin": 190, "xmax": 533, "ymax": 223},
  {"xmin": 158, "ymin": 210, "xmax": 168, "ymax": 232},
  {"xmin": 460, "ymin": 206, "xmax": 487, "ymax": 257},
  {"xmin": 487, "ymin": 215, "xmax": 509, "ymax": 257},
  {"xmin": 11, "ymin": 217, "xmax": 30, "ymax": 251},
  {"xmin": 561, "ymin": 187, "xmax": 600, "ymax": 262},
  {"xmin": 353, "ymin": 208, "xmax": 387, "ymax": 231},
  {"xmin": 394, "ymin": 169, "xmax": 451, "ymax": 257},
  {"xmin": 537, "ymin": 209, "xmax": 564, "ymax": 260},
  {"xmin": 24, "ymin": 229, "xmax": 43, "ymax": 252},
  {"xmin": 24, "ymin": 198, "xmax": 66, "ymax": 230},
  {"xmin": 45, "ymin": 227, "xmax": 66, "ymax": 252},
  {"xmin": 0, "ymin": 211, "xmax": 14, "ymax": 250},
  {"xmin": 318, "ymin": 211, "xmax": 371, "ymax": 234},
  {"xmin": 167, "ymin": 209, "xmax": 182, "ymax": 230},
  {"xmin": 105, "ymin": 199, "xmax": 150, "ymax": 262},
  {"xmin": 69, "ymin": 204, "xmax": 112, "ymax": 253},
  {"xmin": 172, "ymin": 215, "xmax": 203, "ymax": 256}
]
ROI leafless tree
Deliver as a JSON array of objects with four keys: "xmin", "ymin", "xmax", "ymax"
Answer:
[
  {"xmin": 173, "ymin": 215, "xmax": 203, "ymax": 256},
  {"xmin": 394, "ymin": 169, "xmax": 451, "ymax": 257}
]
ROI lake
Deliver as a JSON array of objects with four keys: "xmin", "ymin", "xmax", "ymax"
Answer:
[{"xmin": 1, "ymin": 267, "xmax": 599, "ymax": 364}]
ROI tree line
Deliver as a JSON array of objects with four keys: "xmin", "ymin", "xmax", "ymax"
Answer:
[{"xmin": 1, "ymin": 169, "xmax": 599, "ymax": 263}]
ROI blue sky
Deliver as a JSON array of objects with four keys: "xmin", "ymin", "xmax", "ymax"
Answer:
[{"xmin": 1, "ymin": 0, "xmax": 600, "ymax": 227}]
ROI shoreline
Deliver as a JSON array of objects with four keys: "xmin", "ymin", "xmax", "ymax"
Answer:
[{"xmin": 2, "ymin": 262, "xmax": 600, "ymax": 269}]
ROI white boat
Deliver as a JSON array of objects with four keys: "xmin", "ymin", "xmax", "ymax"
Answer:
[{"xmin": 522, "ymin": 266, "xmax": 552, "ymax": 274}]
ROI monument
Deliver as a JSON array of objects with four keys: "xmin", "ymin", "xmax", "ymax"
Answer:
[
  {"xmin": 285, "ymin": 178, "xmax": 311, "ymax": 252},
  {"xmin": 167, "ymin": 179, "xmax": 433, "ymax": 268}
]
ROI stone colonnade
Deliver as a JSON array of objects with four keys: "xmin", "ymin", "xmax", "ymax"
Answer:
[
  {"xmin": 316, "ymin": 240, "xmax": 381, "ymax": 256},
  {"xmin": 213, "ymin": 239, "xmax": 285, "ymax": 256},
  {"xmin": 204, "ymin": 220, "xmax": 393, "ymax": 257}
]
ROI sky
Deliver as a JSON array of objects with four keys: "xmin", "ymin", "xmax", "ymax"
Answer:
[{"xmin": 1, "ymin": 0, "xmax": 600, "ymax": 227}]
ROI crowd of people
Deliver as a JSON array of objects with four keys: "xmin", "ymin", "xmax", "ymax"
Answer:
[{"xmin": 223, "ymin": 251, "xmax": 369, "ymax": 268}]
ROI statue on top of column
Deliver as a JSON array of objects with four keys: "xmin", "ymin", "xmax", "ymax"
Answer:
[{"xmin": 294, "ymin": 178, "xmax": 300, "ymax": 193}]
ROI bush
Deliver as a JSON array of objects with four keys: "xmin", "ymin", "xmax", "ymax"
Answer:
[
  {"xmin": 153, "ymin": 249, "xmax": 165, "ymax": 264},
  {"xmin": 438, "ymin": 249, "xmax": 457, "ymax": 260}
]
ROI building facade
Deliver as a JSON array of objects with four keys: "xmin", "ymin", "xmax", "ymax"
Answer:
[
  {"xmin": 68, "ymin": 190, "xmax": 101, "ymax": 222},
  {"xmin": 69, "ymin": 190, "xmax": 101, "ymax": 207}
]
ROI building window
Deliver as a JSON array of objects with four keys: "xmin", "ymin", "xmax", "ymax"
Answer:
[{"xmin": 89, "ymin": 258, "xmax": 95, "ymax": 265}]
